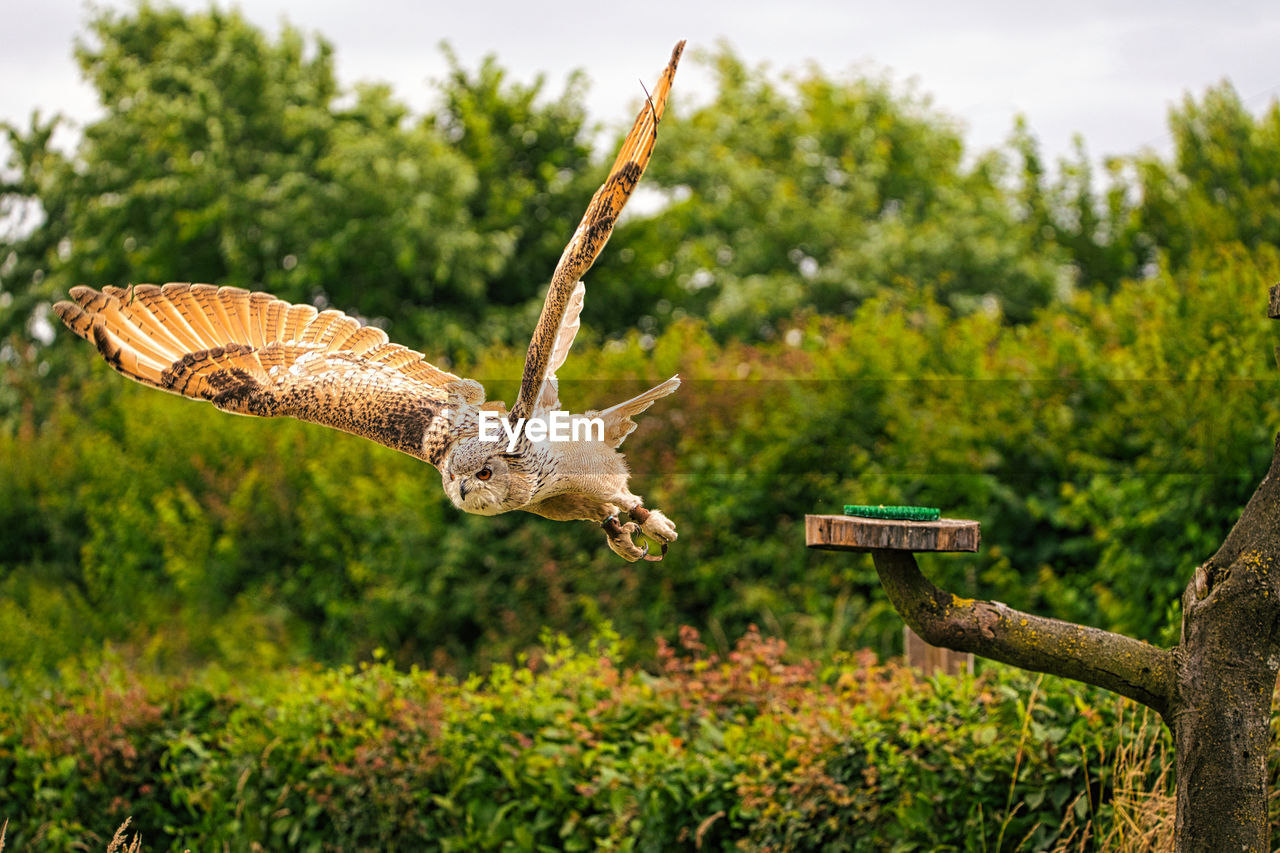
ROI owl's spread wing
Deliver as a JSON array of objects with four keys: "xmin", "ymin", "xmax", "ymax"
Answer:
[
  {"xmin": 532, "ymin": 281, "xmax": 585, "ymax": 417},
  {"xmin": 54, "ymin": 283, "xmax": 481, "ymax": 467},
  {"xmin": 511, "ymin": 40, "xmax": 684, "ymax": 421}
]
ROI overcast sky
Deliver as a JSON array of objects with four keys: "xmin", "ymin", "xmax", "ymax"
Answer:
[{"xmin": 3, "ymin": 0, "xmax": 1280, "ymax": 167}]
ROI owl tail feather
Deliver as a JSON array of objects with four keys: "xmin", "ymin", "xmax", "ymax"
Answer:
[{"xmin": 591, "ymin": 375, "xmax": 680, "ymax": 448}]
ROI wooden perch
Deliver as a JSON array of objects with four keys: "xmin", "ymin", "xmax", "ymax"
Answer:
[
  {"xmin": 806, "ymin": 514, "xmax": 979, "ymax": 552},
  {"xmin": 806, "ymin": 515, "xmax": 1174, "ymax": 715}
]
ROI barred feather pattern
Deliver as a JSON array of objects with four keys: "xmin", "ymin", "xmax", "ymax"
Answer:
[
  {"xmin": 53, "ymin": 283, "xmax": 478, "ymax": 466},
  {"xmin": 512, "ymin": 40, "xmax": 684, "ymax": 420}
]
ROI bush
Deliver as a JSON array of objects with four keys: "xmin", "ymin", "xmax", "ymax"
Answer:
[{"xmin": 0, "ymin": 629, "xmax": 1176, "ymax": 851}]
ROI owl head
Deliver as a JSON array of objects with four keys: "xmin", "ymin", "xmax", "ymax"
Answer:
[{"xmin": 441, "ymin": 437, "xmax": 526, "ymax": 515}]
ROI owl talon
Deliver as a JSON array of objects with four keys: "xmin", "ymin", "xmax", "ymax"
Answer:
[
  {"xmin": 599, "ymin": 507, "xmax": 676, "ymax": 562},
  {"xmin": 602, "ymin": 516, "xmax": 647, "ymax": 562},
  {"xmin": 634, "ymin": 508, "xmax": 677, "ymax": 547}
]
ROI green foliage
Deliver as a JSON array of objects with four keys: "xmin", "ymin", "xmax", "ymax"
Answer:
[
  {"xmin": 1007, "ymin": 122, "xmax": 1148, "ymax": 292},
  {"xmin": 591, "ymin": 44, "xmax": 1068, "ymax": 338},
  {"xmin": 3, "ymin": 245, "xmax": 1275, "ymax": 681},
  {"xmin": 0, "ymin": 3, "xmax": 608, "ymax": 369},
  {"xmin": 5, "ymin": 6, "xmax": 1280, "ymax": 843},
  {"xmin": 431, "ymin": 45, "xmax": 596, "ymax": 309},
  {"xmin": 0, "ymin": 630, "xmax": 1177, "ymax": 851},
  {"xmin": 1131, "ymin": 82, "xmax": 1280, "ymax": 271}
]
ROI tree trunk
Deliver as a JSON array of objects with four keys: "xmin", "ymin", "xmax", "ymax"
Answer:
[{"xmin": 1171, "ymin": 433, "xmax": 1280, "ymax": 851}]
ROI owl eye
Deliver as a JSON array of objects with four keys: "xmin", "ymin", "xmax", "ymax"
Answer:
[{"xmin": 476, "ymin": 467, "xmax": 492, "ymax": 481}]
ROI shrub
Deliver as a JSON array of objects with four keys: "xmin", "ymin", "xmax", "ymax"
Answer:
[{"xmin": 0, "ymin": 630, "xmax": 1178, "ymax": 851}]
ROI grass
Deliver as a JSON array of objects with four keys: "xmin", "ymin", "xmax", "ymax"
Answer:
[
  {"xmin": 0, "ymin": 818, "xmax": 183, "ymax": 853},
  {"xmin": 1051, "ymin": 704, "xmax": 1175, "ymax": 853},
  {"xmin": 104, "ymin": 819, "xmax": 143, "ymax": 853}
]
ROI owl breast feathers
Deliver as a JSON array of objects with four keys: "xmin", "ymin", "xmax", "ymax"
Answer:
[{"xmin": 53, "ymin": 41, "xmax": 686, "ymax": 562}]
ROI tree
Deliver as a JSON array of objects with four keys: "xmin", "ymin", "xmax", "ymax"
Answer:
[
  {"xmin": 811, "ymin": 286, "xmax": 1280, "ymax": 849},
  {"xmin": 430, "ymin": 45, "xmax": 596, "ymax": 308},
  {"xmin": 1006, "ymin": 119, "xmax": 1149, "ymax": 292},
  {"xmin": 0, "ymin": 4, "xmax": 619, "ymax": 379},
  {"xmin": 595, "ymin": 44, "xmax": 1068, "ymax": 339},
  {"xmin": 1131, "ymin": 81, "xmax": 1280, "ymax": 271}
]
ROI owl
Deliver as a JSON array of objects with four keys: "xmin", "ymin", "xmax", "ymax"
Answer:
[{"xmin": 52, "ymin": 42, "xmax": 685, "ymax": 562}]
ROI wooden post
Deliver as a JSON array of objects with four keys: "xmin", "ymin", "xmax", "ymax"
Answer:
[
  {"xmin": 807, "ymin": 514, "xmax": 979, "ymax": 675},
  {"xmin": 904, "ymin": 625, "xmax": 973, "ymax": 675}
]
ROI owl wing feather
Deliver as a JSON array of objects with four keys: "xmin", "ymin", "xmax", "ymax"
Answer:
[
  {"xmin": 53, "ymin": 283, "xmax": 478, "ymax": 467},
  {"xmin": 589, "ymin": 375, "xmax": 682, "ymax": 448},
  {"xmin": 511, "ymin": 40, "xmax": 684, "ymax": 421},
  {"xmin": 531, "ymin": 281, "xmax": 585, "ymax": 417}
]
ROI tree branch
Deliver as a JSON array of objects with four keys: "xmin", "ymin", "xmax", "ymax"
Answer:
[{"xmin": 871, "ymin": 550, "xmax": 1176, "ymax": 717}]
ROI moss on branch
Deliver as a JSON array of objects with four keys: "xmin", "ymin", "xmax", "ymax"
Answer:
[{"xmin": 870, "ymin": 550, "xmax": 1175, "ymax": 717}]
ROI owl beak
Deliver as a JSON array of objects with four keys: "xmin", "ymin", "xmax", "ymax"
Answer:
[{"xmin": 459, "ymin": 481, "xmax": 469, "ymax": 500}]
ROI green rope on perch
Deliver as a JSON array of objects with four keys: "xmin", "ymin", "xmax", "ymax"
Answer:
[{"xmin": 844, "ymin": 504, "xmax": 941, "ymax": 522}]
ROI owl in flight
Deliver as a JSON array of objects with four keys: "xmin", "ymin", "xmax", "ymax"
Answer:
[{"xmin": 54, "ymin": 42, "xmax": 685, "ymax": 562}]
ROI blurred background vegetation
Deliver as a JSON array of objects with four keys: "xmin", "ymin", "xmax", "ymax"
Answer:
[{"xmin": 4, "ymin": 3, "xmax": 1280, "ymax": 690}]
